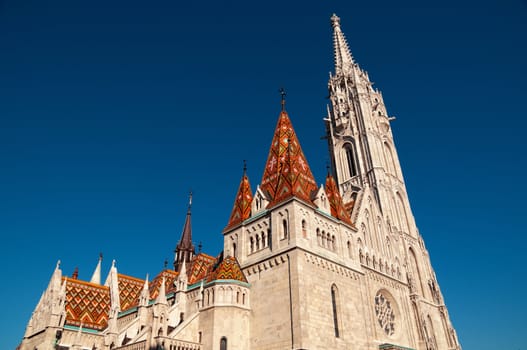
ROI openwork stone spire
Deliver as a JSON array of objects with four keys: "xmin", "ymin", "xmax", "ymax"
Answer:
[
  {"xmin": 260, "ymin": 110, "xmax": 318, "ymax": 208},
  {"xmin": 225, "ymin": 161, "xmax": 253, "ymax": 230},
  {"xmin": 331, "ymin": 13, "xmax": 354, "ymax": 76}
]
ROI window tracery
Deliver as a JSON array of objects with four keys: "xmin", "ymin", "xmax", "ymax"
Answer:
[{"xmin": 374, "ymin": 291, "xmax": 396, "ymax": 336}]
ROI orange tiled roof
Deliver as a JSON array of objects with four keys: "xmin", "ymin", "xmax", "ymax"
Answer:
[
  {"xmin": 225, "ymin": 170, "xmax": 253, "ymax": 231},
  {"xmin": 325, "ymin": 174, "xmax": 354, "ymax": 226},
  {"xmin": 188, "ymin": 253, "xmax": 216, "ymax": 284},
  {"xmin": 118, "ymin": 273, "xmax": 144, "ymax": 311},
  {"xmin": 149, "ymin": 269, "xmax": 179, "ymax": 299},
  {"xmin": 261, "ymin": 111, "xmax": 318, "ymax": 208},
  {"xmin": 206, "ymin": 256, "xmax": 247, "ymax": 283},
  {"xmin": 63, "ymin": 277, "xmax": 110, "ymax": 330}
]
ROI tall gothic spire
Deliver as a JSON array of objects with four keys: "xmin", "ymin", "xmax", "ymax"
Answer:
[
  {"xmin": 174, "ymin": 193, "xmax": 195, "ymax": 272},
  {"xmin": 260, "ymin": 106, "xmax": 318, "ymax": 208},
  {"xmin": 331, "ymin": 14, "xmax": 354, "ymax": 76}
]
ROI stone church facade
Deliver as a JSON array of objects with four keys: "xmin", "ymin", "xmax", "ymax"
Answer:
[{"xmin": 19, "ymin": 14, "xmax": 461, "ymax": 350}]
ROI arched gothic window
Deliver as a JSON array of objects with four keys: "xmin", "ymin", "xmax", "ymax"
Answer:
[
  {"xmin": 220, "ymin": 336, "xmax": 227, "ymax": 350},
  {"xmin": 344, "ymin": 143, "xmax": 358, "ymax": 177},
  {"xmin": 282, "ymin": 219, "xmax": 288, "ymax": 239}
]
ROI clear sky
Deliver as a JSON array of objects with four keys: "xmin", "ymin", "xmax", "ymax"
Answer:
[{"xmin": 1, "ymin": 0, "xmax": 526, "ymax": 349}]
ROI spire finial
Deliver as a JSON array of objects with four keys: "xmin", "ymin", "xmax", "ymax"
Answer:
[
  {"xmin": 198, "ymin": 241, "xmax": 202, "ymax": 253},
  {"xmin": 326, "ymin": 162, "xmax": 331, "ymax": 176},
  {"xmin": 243, "ymin": 159, "xmax": 247, "ymax": 174},
  {"xmin": 164, "ymin": 259, "xmax": 168, "ymax": 269},
  {"xmin": 99, "ymin": 252, "xmax": 103, "ymax": 261},
  {"xmin": 279, "ymin": 87, "xmax": 286, "ymax": 111},
  {"xmin": 331, "ymin": 13, "xmax": 340, "ymax": 28},
  {"xmin": 331, "ymin": 14, "xmax": 354, "ymax": 75},
  {"xmin": 188, "ymin": 190, "xmax": 193, "ymax": 212}
]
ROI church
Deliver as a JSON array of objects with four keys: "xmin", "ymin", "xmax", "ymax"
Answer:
[{"xmin": 19, "ymin": 14, "xmax": 461, "ymax": 350}]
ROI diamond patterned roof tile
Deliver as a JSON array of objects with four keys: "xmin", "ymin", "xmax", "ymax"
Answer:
[
  {"xmin": 206, "ymin": 256, "xmax": 247, "ymax": 283},
  {"xmin": 63, "ymin": 277, "xmax": 110, "ymax": 331},
  {"xmin": 225, "ymin": 169, "xmax": 253, "ymax": 231},
  {"xmin": 261, "ymin": 110, "xmax": 318, "ymax": 208}
]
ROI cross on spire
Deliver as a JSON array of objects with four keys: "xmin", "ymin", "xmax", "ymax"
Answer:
[{"xmin": 279, "ymin": 87, "xmax": 286, "ymax": 111}]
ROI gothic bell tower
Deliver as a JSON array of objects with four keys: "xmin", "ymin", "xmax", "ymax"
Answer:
[
  {"xmin": 326, "ymin": 14, "xmax": 406, "ymax": 223},
  {"xmin": 325, "ymin": 15, "xmax": 461, "ymax": 350}
]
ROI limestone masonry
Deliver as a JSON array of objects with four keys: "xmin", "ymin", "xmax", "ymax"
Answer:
[{"xmin": 19, "ymin": 14, "xmax": 461, "ymax": 350}]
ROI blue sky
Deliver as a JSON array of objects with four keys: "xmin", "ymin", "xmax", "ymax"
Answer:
[{"xmin": 1, "ymin": 0, "xmax": 526, "ymax": 349}]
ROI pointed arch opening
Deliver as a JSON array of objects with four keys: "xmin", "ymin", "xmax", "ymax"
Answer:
[
  {"xmin": 396, "ymin": 192, "xmax": 410, "ymax": 233},
  {"xmin": 220, "ymin": 336, "xmax": 227, "ymax": 350},
  {"xmin": 426, "ymin": 315, "xmax": 438, "ymax": 349},
  {"xmin": 344, "ymin": 142, "xmax": 358, "ymax": 178},
  {"xmin": 409, "ymin": 247, "xmax": 425, "ymax": 296},
  {"xmin": 282, "ymin": 219, "xmax": 288, "ymax": 239}
]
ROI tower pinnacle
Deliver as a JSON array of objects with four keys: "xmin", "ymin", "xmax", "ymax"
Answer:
[
  {"xmin": 331, "ymin": 13, "xmax": 354, "ymax": 76},
  {"xmin": 89, "ymin": 253, "xmax": 103, "ymax": 285},
  {"xmin": 279, "ymin": 87, "xmax": 286, "ymax": 111},
  {"xmin": 174, "ymin": 193, "xmax": 195, "ymax": 272}
]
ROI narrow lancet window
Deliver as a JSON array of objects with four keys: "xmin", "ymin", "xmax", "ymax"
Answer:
[
  {"xmin": 331, "ymin": 285, "xmax": 340, "ymax": 337},
  {"xmin": 220, "ymin": 336, "xmax": 227, "ymax": 350},
  {"xmin": 345, "ymin": 143, "xmax": 358, "ymax": 177}
]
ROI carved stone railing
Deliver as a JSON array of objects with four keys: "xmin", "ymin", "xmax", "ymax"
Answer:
[
  {"xmin": 154, "ymin": 336, "xmax": 201, "ymax": 350},
  {"xmin": 113, "ymin": 340, "xmax": 146, "ymax": 350}
]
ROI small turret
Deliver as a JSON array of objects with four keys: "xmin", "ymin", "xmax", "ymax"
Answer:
[
  {"xmin": 155, "ymin": 276, "xmax": 168, "ymax": 306},
  {"xmin": 105, "ymin": 260, "xmax": 120, "ymax": 343},
  {"xmin": 89, "ymin": 253, "xmax": 103, "ymax": 285}
]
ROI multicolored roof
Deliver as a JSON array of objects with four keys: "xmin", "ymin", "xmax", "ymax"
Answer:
[
  {"xmin": 206, "ymin": 256, "xmax": 247, "ymax": 283},
  {"xmin": 260, "ymin": 110, "xmax": 318, "ymax": 208},
  {"xmin": 63, "ymin": 277, "xmax": 110, "ymax": 330},
  {"xmin": 188, "ymin": 253, "xmax": 216, "ymax": 284},
  {"xmin": 117, "ymin": 273, "xmax": 145, "ymax": 311},
  {"xmin": 61, "ymin": 250, "xmax": 247, "ymax": 332},
  {"xmin": 225, "ymin": 168, "xmax": 253, "ymax": 231},
  {"xmin": 149, "ymin": 269, "xmax": 179, "ymax": 299},
  {"xmin": 325, "ymin": 173, "xmax": 354, "ymax": 226}
]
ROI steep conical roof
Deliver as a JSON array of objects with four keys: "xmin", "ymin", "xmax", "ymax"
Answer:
[
  {"xmin": 325, "ymin": 173, "xmax": 354, "ymax": 226},
  {"xmin": 260, "ymin": 110, "xmax": 318, "ymax": 207},
  {"xmin": 177, "ymin": 206, "xmax": 193, "ymax": 251},
  {"xmin": 225, "ymin": 163, "xmax": 253, "ymax": 230}
]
